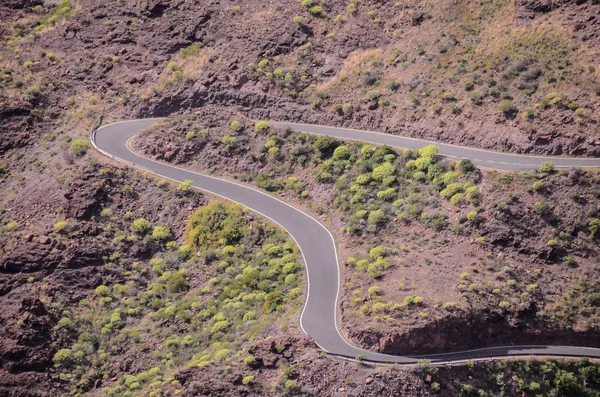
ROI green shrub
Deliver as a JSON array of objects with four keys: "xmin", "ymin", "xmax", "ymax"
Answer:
[
  {"xmin": 368, "ymin": 209, "xmax": 385, "ymax": 225},
  {"xmin": 165, "ymin": 270, "xmax": 189, "ymax": 293},
  {"xmin": 355, "ymin": 173, "xmax": 372, "ymax": 185},
  {"xmin": 186, "ymin": 202, "xmax": 246, "ymax": 249},
  {"xmin": 333, "ymin": 145, "xmax": 351, "ymax": 160},
  {"xmin": 211, "ymin": 320, "xmax": 230, "ymax": 333},
  {"xmin": 221, "ymin": 135, "xmax": 236, "ymax": 146},
  {"xmin": 180, "ymin": 43, "xmax": 200, "ymax": 59},
  {"xmin": 532, "ymin": 181, "xmax": 544, "ymax": 191},
  {"xmin": 95, "ymin": 285, "xmax": 110, "ymax": 296},
  {"xmin": 457, "ymin": 159, "xmax": 476, "ymax": 173},
  {"xmin": 372, "ymin": 162, "xmax": 395, "ymax": 181},
  {"xmin": 369, "ymin": 246, "xmax": 386, "ymax": 259},
  {"xmin": 131, "ymin": 218, "xmax": 151, "ymax": 235},
  {"xmin": 285, "ymin": 380, "xmax": 299, "ymax": 391},
  {"xmin": 53, "ymin": 221, "xmax": 69, "ymax": 233},
  {"xmin": 450, "ymin": 193, "xmax": 464, "ymax": 207},
  {"xmin": 254, "ymin": 121, "xmax": 271, "ymax": 133},
  {"xmin": 70, "ymin": 139, "xmax": 90, "ymax": 156},
  {"xmin": 263, "ymin": 290, "xmax": 285, "ymax": 313},
  {"xmin": 498, "ymin": 100, "xmax": 517, "ymax": 115},
  {"xmin": 255, "ymin": 174, "xmax": 284, "ymax": 191},
  {"xmin": 100, "ymin": 208, "xmax": 113, "ymax": 218},
  {"xmin": 465, "ymin": 186, "xmax": 479, "ymax": 204},
  {"xmin": 418, "ymin": 145, "xmax": 439, "ymax": 160},
  {"xmin": 230, "ymin": 120, "xmax": 242, "ymax": 131},
  {"xmin": 177, "ymin": 179, "xmax": 194, "ymax": 192},
  {"xmin": 440, "ymin": 182, "xmax": 463, "ymax": 198},
  {"xmin": 368, "ymin": 285, "xmax": 380, "ymax": 295},
  {"xmin": 284, "ymin": 366, "xmax": 297, "ymax": 378},
  {"xmin": 152, "ymin": 225, "xmax": 171, "ymax": 243},
  {"xmin": 242, "ymin": 375, "xmax": 255, "ymax": 385},
  {"xmin": 590, "ymin": 218, "xmax": 600, "ymax": 238},
  {"xmin": 386, "ymin": 80, "xmax": 400, "ymax": 91},
  {"xmin": 533, "ymin": 201, "xmax": 548, "ymax": 213},
  {"xmin": 377, "ymin": 188, "xmax": 396, "ymax": 201},
  {"xmin": 53, "ymin": 348, "xmax": 73, "ymax": 368},
  {"xmin": 538, "ymin": 162, "xmax": 555, "ymax": 174},
  {"xmin": 122, "ymin": 185, "xmax": 135, "ymax": 197},
  {"xmin": 404, "ymin": 295, "xmax": 423, "ymax": 306},
  {"xmin": 308, "ymin": 5, "xmax": 323, "ymax": 16},
  {"xmin": 313, "ymin": 136, "xmax": 340, "ymax": 157},
  {"xmin": 264, "ymin": 138, "xmax": 278, "ymax": 149}
]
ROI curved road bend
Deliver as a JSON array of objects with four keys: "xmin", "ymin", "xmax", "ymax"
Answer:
[
  {"xmin": 94, "ymin": 119, "xmax": 600, "ymax": 364},
  {"xmin": 271, "ymin": 122, "xmax": 600, "ymax": 170}
]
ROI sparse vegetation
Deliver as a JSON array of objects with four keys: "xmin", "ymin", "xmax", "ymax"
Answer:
[{"xmin": 5, "ymin": 0, "xmax": 600, "ymax": 394}]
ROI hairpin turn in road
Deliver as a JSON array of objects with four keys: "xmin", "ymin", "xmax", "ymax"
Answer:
[{"xmin": 92, "ymin": 118, "xmax": 600, "ymax": 364}]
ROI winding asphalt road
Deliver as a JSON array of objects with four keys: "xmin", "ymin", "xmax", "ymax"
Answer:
[
  {"xmin": 93, "ymin": 118, "xmax": 600, "ymax": 364},
  {"xmin": 271, "ymin": 122, "xmax": 600, "ymax": 170}
]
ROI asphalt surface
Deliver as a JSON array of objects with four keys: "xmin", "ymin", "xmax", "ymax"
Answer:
[
  {"xmin": 93, "ymin": 118, "xmax": 600, "ymax": 364},
  {"xmin": 271, "ymin": 122, "xmax": 600, "ymax": 170}
]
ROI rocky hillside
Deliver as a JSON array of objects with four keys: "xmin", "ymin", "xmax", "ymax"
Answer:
[
  {"xmin": 1, "ymin": 0, "xmax": 600, "ymax": 396},
  {"xmin": 2, "ymin": 0, "xmax": 599, "ymax": 156}
]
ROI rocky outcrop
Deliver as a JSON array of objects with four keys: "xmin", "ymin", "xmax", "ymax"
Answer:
[
  {"xmin": 349, "ymin": 309, "xmax": 600, "ymax": 355},
  {"xmin": 0, "ymin": 297, "xmax": 56, "ymax": 373}
]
